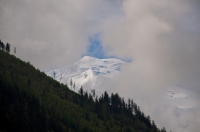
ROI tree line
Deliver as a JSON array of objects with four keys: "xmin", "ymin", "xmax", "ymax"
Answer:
[
  {"xmin": 0, "ymin": 39, "xmax": 16, "ymax": 54},
  {"xmin": 76, "ymin": 86, "xmax": 167, "ymax": 132}
]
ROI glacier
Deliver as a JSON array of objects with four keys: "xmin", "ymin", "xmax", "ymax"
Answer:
[{"xmin": 46, "ymin": 56, "xmax": 125, "ymax": 91}]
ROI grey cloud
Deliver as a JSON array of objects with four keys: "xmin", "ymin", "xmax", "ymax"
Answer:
[
  {"xmin": 101, "ymin": 0, "xmax": 200, "ymax": 92},
  {"xmin": 98, "ymin": 0, "xmax": 200, "ymax": 131},
  {"xmin": 0, "ymin": 0, "xmax": 120, "ymax": 71}
]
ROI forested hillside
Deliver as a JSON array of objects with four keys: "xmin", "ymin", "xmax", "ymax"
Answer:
[{"xmin": 0, "ymin": 45, "xmax": 167, "ymax": 132}]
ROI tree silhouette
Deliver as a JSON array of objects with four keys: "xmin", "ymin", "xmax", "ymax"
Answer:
[
  {"xmin": 53, "ymin": 71, "xmax": 56, "ymax": 79},
  {"xmin": 6, "ymin": 43, "xmax": 10, "ymax": 53},
  {"xmin": 79, "ymin": 85, "xmax": 84, "ymax": 97},
  {"xmin": 1, "ymin": 42, "xmax": 5, "ymax": 51},
  {"xmin": 73, "ymin": 82, "xmax": 76, "ymax": 91},
  {"xmin": 70, "ymin": 78, "xmax": 73, "ymax": 89},
  {"xmin": 14, "ymin": 47, "xmax": 16, "ymax": 55},
  {"xmin": 0, "ymin": 40, "xmax": 2, "ymax": 50}
]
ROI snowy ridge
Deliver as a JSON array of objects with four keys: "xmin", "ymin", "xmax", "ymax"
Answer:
[{"xmin": 46, "ymin": 56, "xmax": 125, "ymax": 90}]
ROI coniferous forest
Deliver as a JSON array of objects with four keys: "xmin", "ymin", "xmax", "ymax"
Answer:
[{"xmin": 0, "ymin": 40, "xmax": 167, "ymax": 132}]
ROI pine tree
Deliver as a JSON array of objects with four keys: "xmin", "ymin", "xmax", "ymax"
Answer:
[
  {"xmin": 79, "ymin": 85, "xmax": 84, "ymax": 97},
  {"xmin": 1, "ymin": 42, "xmax": 5, "ymax": 51},
  {"xmin": 70, "ymin": 78, "xmax": 73, "ymax": 89},
  {"xmin": 53, "ymin": 71, "xmax": 56, "ymax": 79},
  {"xmin": 14, "ymin": 47, "xmax": 16, "ymax": 55},
  {"xmin": 103, "ymin": 91, "xmax": 109, "ymax": 104},
  {"xmin": 6, "ymin": 43, "xmax": 10, "ymax": 53},
  {"xmin": 161, "ymin": 127, "xmax": 167, "ymax": 132},
  {"xmin": 73, "ymin": 82, "xmax": 75, "ymax": 91},
  {"xmin": 0, "ymin": 40, "xmax": 2, "ymax": 50},
  {"xmin": 84, "ymin": 91, "xmax": 88, "ymax": 100}
]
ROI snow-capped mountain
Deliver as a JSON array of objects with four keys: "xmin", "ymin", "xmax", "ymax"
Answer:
[{"xmin": 46, "ymin": 56, "xmax": 125, "ymax": 90}]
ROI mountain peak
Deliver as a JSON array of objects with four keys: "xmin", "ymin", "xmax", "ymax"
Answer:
[
  {"xmin": 81, "ymin": 56, "xmax": 98, "ymax": 62},
  {"xmin": 46, "ymin": 56, "xmax": 125, "ymax": 91}
]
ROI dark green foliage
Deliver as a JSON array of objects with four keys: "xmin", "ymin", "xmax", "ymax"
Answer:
[
  {"xmin": 0, "ymin": 48, "xmax": 167, "ymax": 132},
  {"xmin": 0, "ymin": 40, "xmax": 5, "ymax": 51}
]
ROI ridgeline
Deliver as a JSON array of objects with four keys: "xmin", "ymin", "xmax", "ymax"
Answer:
[{"xmin": 0, "ymin": 46, "xmax": 167, "ymax": 132}]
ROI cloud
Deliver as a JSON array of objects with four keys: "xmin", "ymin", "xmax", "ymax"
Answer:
[
  {"xmin": 102, "ymin": 0, "xmax": 200, "ymax": 89},
  {"xmin": 0, "ymin": 0, "xmax": 120, "ymax": 71},
  {"xmin": 97, "ymin": 0, "xmax": 200, "ymax": 131}
]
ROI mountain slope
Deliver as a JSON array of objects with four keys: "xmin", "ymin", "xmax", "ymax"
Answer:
[
  {"xmin": 46, "ymin": 56, "xmax": 125, "ymax": 89},
  {"xmin": 0, "ymin": 49, "xmax": 167, "ymax": 132}
]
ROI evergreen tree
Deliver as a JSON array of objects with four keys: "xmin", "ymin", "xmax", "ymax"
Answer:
[
  {"xmin": 14, "ymin": 47, "xmax": 16, "ymax": 55},
  {"xmin": 128, "ymin": 98, "xmax": 131, "ymax": 113},
  {"xmin": 103, "ymin": 91, "xmax": 109, "ymax": 104},
  {"xmin": 0, "ymin": 40, "xmax": 2, "ymax": 50},
  {"xmin": 6, "ymin": 43, "xmax": 10, "ymax": 53},
  {"xmin": 161, "ymin": 127, "xmax": 167, "ymax": 132},
  {"xmin": 53, "ymin": 71, "xmax": 56, "ymax": 79},
  {"xmin": 84, "ymin": 91, "xmax": 88, "ymax": 100},
  {"xmin": 79, "ymin": 85, "xmax": 84, "ymax": 97},
  {"xmin": 70, "ymin": 78, "xmax": 73, "ymax": 89},
  {"xmin": 73, "ymin": 82, "xmax": 75, "ymax": 91},
  {"xmin": 1, "ymin": 42, "xmax": 5, "ymax": 51}
]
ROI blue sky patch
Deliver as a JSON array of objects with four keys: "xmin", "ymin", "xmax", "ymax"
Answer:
[
  {"xmin": 83, "ymin": 34, "xmax": 132, "ymax": 62},
  {"xmin": 83, "ymin": 34, "xmax": 108, "ymax": 59}
]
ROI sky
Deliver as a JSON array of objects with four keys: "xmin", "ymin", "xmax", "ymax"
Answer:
[
  {"xmin": 84, "ymin": 34, "xmax": 107, "ymax": 59},
  {"xmin": 1, "ymin": 0, "xmax": 200, "ymax": 131}
]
